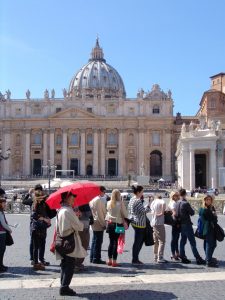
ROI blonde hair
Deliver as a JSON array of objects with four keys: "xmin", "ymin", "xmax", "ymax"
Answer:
[
  {"xmin": 110, "ymin": 189, "xmax": 121, "ymax": 208},
  {"xmin": 202, "ymin": 194, "xmax": 214, "ymax": 208}
]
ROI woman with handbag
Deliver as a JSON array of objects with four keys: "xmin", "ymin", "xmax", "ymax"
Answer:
[
  {"xmin": 199, "ymin": 195, "xmax": 218, "ymax": 267},
  {"xmin": 0, "ymin": 189, "xmax": 12, "ymax": 273},
  {"xmin": 105, "ymin": 189, "xmax": 128, "ymax": 267},
  {"xmin": 128, "ymin": 185, "xmax": 151, "ymax": 265},
  {"xmin": 55, "ymin": 191, "xmax": 87, "ymax": 296},
  {"xmin": 168, "ymin": 191, "xmax": 181, "ymax": 261}
]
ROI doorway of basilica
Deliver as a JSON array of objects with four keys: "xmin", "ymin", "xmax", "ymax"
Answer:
[
  {"xmin": 195, "ymin": 154, "xmax": 207, "ymax": 188},
  {"xmin": 150, "ymin": 150, "xmax": 162, "ymax": 177}
]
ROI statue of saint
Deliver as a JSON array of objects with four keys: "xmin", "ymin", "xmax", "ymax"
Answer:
[
  {"xmin": 0, "ymin": 92, "xmax": 4, "ymax": 101},
  {"xmin": 140, "ymin": 162, "xmax": 145, "ymax": 176},
  {"xmin": 181, "ymin": 123, "xmax": 186, "ymax": 133},
  {"xmin": 44, "ymin": 89, "xmax": 49, "ymax": 99},
  {"xmin": 62, "ymin": 88, "xmax": 67, "ymax": 98},
  {"xmin": 168, "ymin": 89, "xmax": 172, "ymax": 98},
  {"xmin": 51, "ymin": 89, "xmax": 55, "ymax": 99},
  {"xmin": 189, "ymin": 121, "xmax": 194, "ymax": 132},
  {"xmin": 6, "ymin": 89, "xmax": 11, "ymax": 100},
  {"xmin": 26, "ymin": 89, "xmax": 31, "ymax": 100},
  {"xmin": 216, "ymin": 120, "xmax": 221, "ymax": 131}
]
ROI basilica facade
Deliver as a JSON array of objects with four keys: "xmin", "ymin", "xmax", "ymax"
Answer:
[{"xmin": 0, "ymin": 39, "xmax": 225, "ymax": 187}]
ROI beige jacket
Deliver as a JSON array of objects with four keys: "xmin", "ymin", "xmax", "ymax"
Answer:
[
  {"xmin": 55, "ymin": 206, "xmax": 87, "ymax": 260},
  {"xmin": 105, "ymin": 200, "xmax": 128, "ymax": 224},
  {"xmin": 89, "ymin": 196, "xmax": 107, "ymax": 231}
]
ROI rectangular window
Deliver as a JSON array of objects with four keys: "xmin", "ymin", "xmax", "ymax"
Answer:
[
  {"xmin": 56, "ymin": 150, "xmax": 61, "ymax": 154},
  {"xmin": 87, "ymin": 107, "xmax": 93, "ymax": 113},
  {"xmin": 56, "ymin": 108, "xmax": 62, "ymax": 113},
  {"xmin": 152, "ymin": 132, "xmax": 160, "ymax": 146},
  {"xmin": 87, "ymin": 150, "xmax": 92, "ymax": 154},
  {"xmin": 109, "ymin": 150, "xmax": 115, "ymax": 154}
]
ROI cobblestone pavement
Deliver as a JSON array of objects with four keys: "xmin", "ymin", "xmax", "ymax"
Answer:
[{"xmin": 1, "ymin": 214, "xmax": 225, "ymax": 299}]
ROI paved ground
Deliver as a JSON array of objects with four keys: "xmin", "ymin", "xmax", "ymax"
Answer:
[{"xmin": 1, "ymin": 213, "xmax": 225, "ymax": 299}]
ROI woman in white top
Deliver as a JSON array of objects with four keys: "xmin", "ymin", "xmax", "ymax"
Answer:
[
  {"xmin": 168, "ymin": 191, "xmax": 180, "ymax": 260},
  {"xmin": 105, "ymin": 189, "xmax": 128, "ymax": 267}
]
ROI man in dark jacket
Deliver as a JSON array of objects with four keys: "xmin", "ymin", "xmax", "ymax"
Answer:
[{"xmin": 176, "ymin": 189, "xmax": 205, "ymax": 265}]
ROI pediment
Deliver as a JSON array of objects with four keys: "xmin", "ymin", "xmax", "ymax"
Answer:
[{"xmin": 49, "ymin": 107, "xmax": 97, "ymax": 119}]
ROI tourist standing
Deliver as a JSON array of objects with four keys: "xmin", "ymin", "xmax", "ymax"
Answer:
[
  {"xmin": 199, "ymin": 195, "xmax": 218, "ymax": 267},
  {"xmin": 89, "ymin": 186, "xmax": 107, "ymax": 264},
  {"xmin": 176, "ymin": 189, "xmax": 205, "ymax": 264},
  {"xmin": 168, "ymin": 191, "xmax": 181, "ymax": 260},
  {"xmin": 0, "ymin": 188, "xmax": 12, "ymax": 273},
  {"xmin": 56, "ymin": 191, "xmax": 86, "ymax": 296},
  {"xmin": 128, "ymin": 185, "xmax": 151, "ymax": 265},
  {"xmin": 105, "ymin": 189, "xmax": 128, "ymax": 267},
  {"xmin": 151, "ymin": 195, "xmax": 167, "ymax": 263}
]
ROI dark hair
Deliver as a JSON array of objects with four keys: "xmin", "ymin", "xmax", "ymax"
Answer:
[
  {"xmin": 34, "ymin": 184, "xmax": 43, "ymax": 191},
  {"xmin": 100, "ymin": 186, "xmax": 106, "ymax": 192},
  {"xmin": 179, "ymin": 188, "xmax": 186, "ymax": 197},
  {"xmin": 60, "ymin": 191, "xmax": 76, "ymax": 204},
  {"xmin": 0, "ymin": 188, "xmax": 5, "ymax": 197},
  {"xmin": 132, "ymin": 185, "xmax": 143, "ymax": 195}
]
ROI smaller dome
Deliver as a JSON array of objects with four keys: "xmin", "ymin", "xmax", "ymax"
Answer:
[{"xmin": 68, "ymin": 38, "xmax": 126, "ymax": 99}]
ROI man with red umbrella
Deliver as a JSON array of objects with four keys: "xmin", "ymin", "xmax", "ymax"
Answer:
[{"xmin": 89, "ymin": 186, "xmax": 107, "ymax": 264}]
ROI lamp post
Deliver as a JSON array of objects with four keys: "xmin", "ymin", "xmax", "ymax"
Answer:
[
  {"xmin": 0, "ymin": 139, "xmax": 11, "ymax": 187},
  {"xmin": 42, "ymin": 160, "xmax": 57, "ymax": 194}
]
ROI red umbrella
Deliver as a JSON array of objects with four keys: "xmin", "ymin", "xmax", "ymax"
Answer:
[{"xmin": 46, "ymin": 181, "xmax": 101, "ymax": 209}]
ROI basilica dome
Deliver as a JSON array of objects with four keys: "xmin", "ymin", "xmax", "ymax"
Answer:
[{"xmin": 68, "ymin": 39, "xmax": 126, "ymax": 99}]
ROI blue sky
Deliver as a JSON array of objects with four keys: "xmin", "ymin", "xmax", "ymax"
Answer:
[{"xmin": 1, "ymin": 0, "xmax": 225, "ymax": 115}]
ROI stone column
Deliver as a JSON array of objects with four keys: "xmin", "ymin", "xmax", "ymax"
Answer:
[
  {"xmin": 23, "ymin": 129, "xmax": 31, "ymax": 176},
  {"xmin": 100, "ymin": 130, "xmax": 105, "ymax": 176},
  {"xmin": 93, "ymin": 129, "xmax": 99, "ymax": 175},
  {"xmin": 2, "ymin": 129, "xmax": 11, "ymax": 177},
  {"xmin": 210, "ymin": 146, "xmax": 217, "ymax": 188},
  {"xmin": 138, "ymin": 129, "xmax": 145, "ymax": 174},
  {"xmin": 118, "ymin": 129, "xmax": 125, "ymax": 176},
  {"xmin": 182, "ymin": 147, "xmax": 189, "ymax": 189},
  {"xmin": 49, "ymin": 129, "xmax": 55, "ymax": 165},
  {"xmin": 80, "ymin": 130, "xmax": 86, "ymax": 175},
  {"xmin": 62, "ymin": 129, "xmax": 68, "ymax": 173},
  {"xmin": 42, "ymin": 129, "xmax": 48, "ymax": 175},
  {"xmin": 164, "ymin": 130, "xmax": 171, "ymax": 180},
  {"xmin": 189, "ymin": 148, "xmax": 195, "ymax": 190}
]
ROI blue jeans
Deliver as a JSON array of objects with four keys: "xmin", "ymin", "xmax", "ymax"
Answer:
[
  {"xmin": 180, "ymin": 224, "xmax": 200, "ymax": 259},
  {"xmin": 90, "ymin": 231, "xmax": 104, "ymax": 262},
  {"xmin": 0, "ymin": 233, "xmax": 6, "ymax": 266},
  {"xmin": 204, "ymin": 229, "xmax": 217, "ymax": 263},
  {"xmin": 132, "ymin": 227, "xmax": 145, "ymax": 262},
  {"xmin": 171, "ymin": 225, "xmax": 181, "ymax": 256}
]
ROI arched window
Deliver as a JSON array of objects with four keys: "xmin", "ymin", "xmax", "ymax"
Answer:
[
  {"xmin": 56, "ymin": 134, "xmax": 62, "ymax": 145},
  {"xmin": 87, "ymin": 134, "xmax": 93, "ymax": 146},
  {"xmin": 153, "ymin": 105, "xmax": 160, "ymax": 114},
  {"xmin": 71, "ymin": 133, "xmax": 79, "ymax": 145},
  {"xmin": 34, "ymin": 133, "xmax": 41, "ymax": 145},
  {"xmin": 108, "ymin": 132, "xmax": 117, "ymax": 145},
  {"xmin": 150, "ymin": 150, "xmax": 162, "ymax": 176}
]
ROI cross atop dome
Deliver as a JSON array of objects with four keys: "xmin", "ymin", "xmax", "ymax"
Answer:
[{"xmin": 90, "ymin": 37, "xmax": 106, "ymax": 62}]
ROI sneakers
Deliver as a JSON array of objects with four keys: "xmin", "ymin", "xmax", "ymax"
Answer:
[
  {"xmin": 196, "ymin": 257, "xmax": 206, "ymax": 265},
  {"xmin": 132, "ymin": 260, "xmax": 144, "ymax": 265},
  {"xmin": 92, "ymin": 259, "xmax": 106, "ymax": 264},
  {"xmin": 207, "ymin": 260, "xmax": 218, "ymax": 268},
  {"xmin": 157, "ymin": 258, "xmax": 168, "ymax": 263},
  {"xmin": 107, "ymin": 260, "xmax": 112, "ymax": 266},
  {"xmin": 39, "ymin": 260, "xmax": 50, "ymax": 266},
  {"xmin": 60, "ymin": 287, "xmax": 77, "ymax": 296},
  {"xmin": 181, "ymin": 257, "xmax": 191, "ymax": 264},
  {"xmin": 33, "ymin": 263, "xmax": 45, "ymax": 271},
  {"xmin": 0, "ymin": 265, "xmax": 8, "ymax": 273},
  {"xmin": 112, "ymin": 262, "xmax": 120, "ymax": 267}
]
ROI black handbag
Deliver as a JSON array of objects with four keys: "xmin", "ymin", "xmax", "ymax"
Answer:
[
  {"xmin": 5, "ymin": 231, "xmax": 14, "ymax": 246},
  {"xmin": 55, "ymin": 213, "xmax": 75, "ymax": 256},
  {"xmin": 164, "ymin": 210, "xmax": 176, "ymax": 226},
  {"xmin": 214, "ymin": 223, "xmax": 225, "ymax": 242},
  {"xmin": 144, "ymin": 219, "xmax": 154, "ymax": 246}
]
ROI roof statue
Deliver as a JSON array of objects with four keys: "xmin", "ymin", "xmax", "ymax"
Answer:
[{"xmin": 26, "ymin": 89, "xmax": 31, "ymax": 100}]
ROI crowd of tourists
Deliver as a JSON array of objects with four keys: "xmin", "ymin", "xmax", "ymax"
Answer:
[{"xmin": 0, "ymin": 184, "xmax": 223, "ymax": 296}]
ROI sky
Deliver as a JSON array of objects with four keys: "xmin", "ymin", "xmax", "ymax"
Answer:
[{"xmin": 0, "ymin": 0, "xmax": 225, "ymax": 116}]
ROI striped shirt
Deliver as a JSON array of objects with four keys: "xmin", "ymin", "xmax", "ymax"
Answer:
[{"xmin": 128, "ymin": 196, "xmax": 151, "ymax": 228}]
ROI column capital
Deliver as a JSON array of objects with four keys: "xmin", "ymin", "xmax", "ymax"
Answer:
[{"xmin": 23, "ymin": 128, "xmax": 31, "ymax": 134}]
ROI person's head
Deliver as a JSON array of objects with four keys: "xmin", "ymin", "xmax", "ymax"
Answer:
[
  {"xmin": 170, "ymin": 191, "xmax": 180, "ymax": 202},
  {"xmin": 110, "ymin": 189, "xmax": 121, "ymax": 208},
  {"xmin": 203, "ymin": 194, "xmax": 214, "ymax": 208},
  {"xmin": 179, "ymin": 188, "xmax": 186, "ymax": 198},
  {"xmin": 99, "ymin": 186, "xmax": 106, "ymax": 197},
  {"xmin": 34, "ymin": 184, "xmax": 43, "ymax": 192},
  {"xmin": 132, "ymin": 185, "xmax": 144, "ymax": 198},
  {"xmin": 60, "ymin": 191, "xmax": 77, "ymax": 207},
  {"xmin": 0, "ymin": 196, "xmax": 6, "ymax": 211}
]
